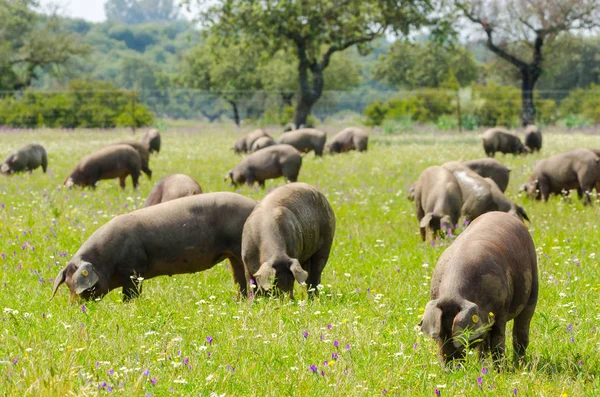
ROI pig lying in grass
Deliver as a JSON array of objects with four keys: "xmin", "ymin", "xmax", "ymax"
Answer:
[
  {"xmin": 420, "ymin": 211, "xmax": 538, "ymax": 365},
  {"xmin": 51, "ymin": 192, "xmax": 256, "ymax": 301}
]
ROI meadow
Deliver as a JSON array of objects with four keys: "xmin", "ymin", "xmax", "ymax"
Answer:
[{"xmin": 1, "ymin": 125, "xmax": 599, "ymax": 396}]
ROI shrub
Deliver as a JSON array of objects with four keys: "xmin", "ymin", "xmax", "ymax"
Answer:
[
  {"xmin": 471, "ymin": 83, "xmax": 521, "ymax": 127},
  {"xmin": 363, "ymin": 101, "xmax": 388, "ymax": 126},
  {"xmin": 558, "ymin": 84, "xmax": 600, "ymax": 124},
  {"xmin": 436, "ymin": 114, "xmax": 458, "ymax": 131}
]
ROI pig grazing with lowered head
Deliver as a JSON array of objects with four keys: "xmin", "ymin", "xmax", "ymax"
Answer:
[
  {"xmin": 462, "ymin": 158, "xmax": 511, "ymax": 193},
  {"xmin": 276, "ymin": 128, "xmax": 327, "ymax": 156},
  {"xmin": 242, "ymin": 183, "xmax": 335, "ymax": 298},
  {"xmin": 524, "ymin": 125, "xmax": 542, "ymax": 152},
  {"xmin": 227, "ymin": 144, "xmax": 302, "ymax": 188},
  {"xmin": 65, "ymin": 144, "xmax": 141, "ymax": 189},
  {"xmin": 420, "ymin": 212, "xmax": 538, "ymax": 365},
  {"xmin": 482, "ymin": 128, "xmax": 527, "ymax": 157},
  {"xmin": 50, "ymin": 192, "xmax": 257, "ymax": 301},
  {"xmin": 442, "ymin": 161, "xmax": 498, "ymax": 222},
  {"xmin": 251, "ymin": 136, "xmax": 276, "ymax": 152},
  {"xmin": 485, "ymin": 178, "xmax": 529, "ymax": 222},
  {"xmin": 143, "ymin": 174, "xmax": 202, "ymax": 207},
  {"xmin": 233, "ymin": 129, "xmax": 270, "ymax": 154},
  {"xmin": 326, "ymin": 127, "xmax": 368, "ymax": 153},
  {"xmin": 413, "ymin": 166, "xmax": 462, "ymax": 241},
  {"xmin": 522, "ymin": 148, "xmax": 600, "ymax": 205},
  {"xmin": 1, "ymin": 143, "xmax": 48, "ymax": 175},
  {"xmin": 110, "ymin": 140, "xmax": 152, "ymax": 179},
  {"xmin": 142, "ymin": 129, "xmax": 161, "ymax": 154}
]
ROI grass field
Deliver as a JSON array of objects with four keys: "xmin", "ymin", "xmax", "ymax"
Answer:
[{"xmin": 1, "ymin": 125, "xmax": 599, "ymax": 396}]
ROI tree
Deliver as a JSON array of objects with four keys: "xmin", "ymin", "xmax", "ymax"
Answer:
[
  {"xmin": 187, "ymin": 0, "xmax": 433, "ymax": 126},
  {"xmin": 373, "ymin": 40, "xmax": 479, "ymax": 89},
  {"xmin": 455, "ymin": 0, "xmax": 600, "ymax": 126},
  {"xmin": 105, "ymin": 0, "xmax": 180, "ymax": 25},
  {"xmin": 0, "ymin": 0, "xmax": 88, "ymax": 91}
]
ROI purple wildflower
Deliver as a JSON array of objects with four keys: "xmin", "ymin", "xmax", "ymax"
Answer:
[
  {"xmin": 310, "ymin": 365, "xmax": 318, "ymax": 373},
  {"xmin": 327, "ymin": 324, "xmax": 332, "ymax": 330},
  {"xmin": 12, "ymin": 358, "xmax": 18, "ymax": 365},
  {"xmin": 81, "ymin": 305, "xmax": 87, "ymax": 313},
  {"xmin": 150, "ymin": 377, "xmax": 157, "ymax": 386},
  {"xmin": 143, "ymin": 369, "xmax": 150, "ymax": 376},
  {"xmin": 578, "ymin": 360, "xmax": 583, "ymax": 366},
  {"xmin": 324, "ymin": 360, "xmax": 329, "ymax": 366},
  {"xmin": 334, "ymin": 340, "xmax": 339, "ymax": 347},
  {"xmin": 566, "ymin": 324, "xmax": 573, "ymax": 332},
  {"xmin": 513, "ymin": 388, "xmax": 517, "ymax": 395},
  {"xmin": 481, "ymin": 367, "xmax": 488, "ymax": 375},
  {"xmin": 346, "ymin": 343, "xmax": 351, "ymax": 351},
  {"xmin": 435, "ymin": 389, "xmax": 441, "ymax": 396},
  {"xmin": 332, "ymin": 352, "xmax": 339, "ymax": 360},
  {"xmin": 206, "ymin": 336, "xmax": 213, "ymax": 344},
  {"xmin": 303, "ymin": 330, "xmax": 309, "ymax": 338}
]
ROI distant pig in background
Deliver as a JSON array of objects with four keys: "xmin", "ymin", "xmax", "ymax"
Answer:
[{"xmin": 1, "ymin": 143, "xmax": 48, "ymax": 175}]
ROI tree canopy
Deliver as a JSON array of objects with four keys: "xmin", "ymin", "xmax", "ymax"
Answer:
[{"xmin": 105, "ymin": 0, "xmax": 181, "ymax": 25}]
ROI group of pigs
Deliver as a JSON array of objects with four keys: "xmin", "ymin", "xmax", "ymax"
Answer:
[{"xmin": 1, "ymin": 124, "xmax": 596, "ymax": 366}]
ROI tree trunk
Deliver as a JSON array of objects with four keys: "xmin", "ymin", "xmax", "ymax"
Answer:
[
  {"xmin": 281, "ymin": 92, "xmax": 294, "ymax": 107},
  {"xmin": 294, "ymin": 95, "xmax": 317, "ymax": 127},
  {"xmin": 521, "ymin": 68, "xmax": 539, "ymax": 127},
  {"xmin": 293, "ymin": 42, "xmax": 325, "ymax": 127},
  {"xmin": 228, "ymin": 100, "xmax": 240, "ymax": 126}
]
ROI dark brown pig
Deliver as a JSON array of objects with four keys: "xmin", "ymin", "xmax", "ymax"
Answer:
[
  {"xmin": 442, "ymin": 161, "xmax": 498, "ymax": 222},
  {"xmin": 65, "ymin": 145, "xmax": 141, "ymax": 189},
  {"xmin": 482, "ymin": 128, "xmax": 527, "ymax": 157},
  {"xmin": 326, "ymin": 127, "xmax": 368, "ymax": 153},
  {"xmin": 142, "ymin": 129, "xmax": 161, "ymax": 153},
  {"xmin": 1, "ymin": 143, "xmax": 48, "ymax": 175},
  {"xmin": 143, "ymin": 174, "xmax": 202, "ymax": 207},
  {"xmin": 276, "ymin": 128, "xmax": 327, "ymax": 156},
  {"xmin": 242, "ymin": 183, "xmax": 335, "ymax": 298},
  {"xmin": 420, "ymin": 212, "xmax": 538, "ymax": 365},
  {"xmin": 485, "ymin": 178, "xmax": 529, "ymax": 222},
  {"xmin": 524, "ymin": 125, "xmax": 542, "ymax": 152},
  {"xmin": 110, "ymin": 141, "xmax": 152, "ymax": 179},
  {"xmin": 227, "ymin": 144, "xmax": 302, "ymax": 188},
  {"xmin": 50, "ymin": 192, "xmax": 257, "ymax": 301},
  {"xmin": 251, "ymin": 136, "xmax": 276, "ymax": 152},
  {"xmin": 413, "ymin": 166, "xmax": 462, "ymax": 241},
  {"xmin": 522, "ymin": 148, "xmax": 600, "ymax": 205},
  {"xmin": 462, "ymin": 158, "xmax": 511, "ymax": 193}
]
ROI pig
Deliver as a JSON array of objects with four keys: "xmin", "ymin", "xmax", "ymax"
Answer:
[
  {"xmin": 143, "ymin": 174, "xmax": 202, "ymax": 207},
  {"xmin": 227, "ymin": 144, "xmax": 302, "ymax": 188},
  {"xmin": 142, "ymin": 129, "xmax": 161, "ymax": 154},
  {"xmin": 524, "ymin": 125, "xmax": 542, "ymax": 152},
  {"xmin": 110, "ymin": 141, "xmax": 152, "ymax": 179},
  {"xmin": 65, "ymin": 145, "xmax": 141, "ymax": 189},
  {"xmin": 242, "ymin": 183, "xmax": 335, "ymax": 298},
  {"xmin": 462, "ymin": 158, "xmax": 511, "ymax": 193},
  {"xmin": 482, "ymin": 128, "xmax": 527, "ymax": 157},
  {"xmin": 50, "ymin": 192, "xmax": 257, "ymax": 301},
  {"xmin": 326, "ymin": 127, "xmax": 369, "ymax": 153},
  {"xmin": 419, "ymin": 212, "xmax": 538, "ymax": 365},
  {"xmin": 442, "ymin": 161, "xmax": 498, "ymax": 222},
  {"xmin": 522, "ymin": 148, "xmax": 600, "ymax": 205},
  {"xmin": 484, "ymin": 178, "xmax": 529, "ymax": 222},
  {"xmin": 276, "ymin": 128, "xmax": 327, "ymax": 156},
  {"xmin": 251, "ymin": 136, "xmax": 276, "ymax": 152},
  {"xmin": 413, "ymin": 166, "xmax": 462, "ymax": 241},
  {"xmin": 233, "ymin": 129, "xmax": 270, "ymax": 154},
  {"xmin": 1, "ymin": 143, "xmax": 48, "ymax": 175}
]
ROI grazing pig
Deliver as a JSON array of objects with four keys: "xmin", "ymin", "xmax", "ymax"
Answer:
[
  {"xmin": 482, "ymin": 128, "xmax": 527, "ymax": 157},
  {"xmin": 413, "ymin": 166, "xmax": 462, "ymax": 241},
  {"xmin": 524, "ymin": 125, "xmax": 542, "ymax": 152},
  {"xmin": 276, "ymin": 128, "xmax": 327, "ymax": 156},
  {"xmin": 443, "ymin": 161, "xmax": 498, "ymax": 222},
  {"xmin": 142, "ymin": 129, "xmax": 161, "ymax": 154},
  {"xmin": 50, "ymin": 193, "xmax": 257, "ymax": 301},
  {"xmin": 242, "ymin": 183, "xmax": 335, "ymax": 298},
  {"xmin": 1, "ymin": 143, "xmax": 48, "ymax": 175},
  {"xmin": 522, "ymin": 148, "xmax": 600, "ymax": 205},
  {"xmin": 485, "ymin": 178, "xmax": 529, "ymax": 222},
  {"xmin": 227, "ymin": 144, "xmax": 302, "ymax": 188},
  {"xmin": 326, "ymin": 127, "xmax": 369, "ymax": 153},
  {"xmin": 233, "ymin": 129, "xmax": 270, "ymax": 154},
  {"xmin": 143, "ymin": 174, "xmax": 202, "ymax": 207},
  {"xmin": 462, "ymin": 158, "xmax": 511, "ymax": 193},
  {"xmin": 65, "ymin": 145, "xmax": 141, "ymax": 189},
  {"xmin": 251, "ymin": 136, "xmax": 276, "ymax": 152},
  {"xmin": 419, "ymin": 212, "xmax": 538, "ymax": 365},
  {"xmin": 110, "ymin": 141, "xmax": 152, "ymax": 179}
]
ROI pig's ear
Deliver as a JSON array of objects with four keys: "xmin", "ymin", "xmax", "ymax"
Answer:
[
  {"xmin": 290, "ymin": 259, "xmax": 308, "ymax": 284},
  {"xmin": 515, "ymin": 205, "xmax": 530, "ymax": 223},
  {"xmin": 419, "ymin": 213, "xmax": 434, "ymax": 228},
  {"xmin": 254, "ymin": 262, "xmax": 276, "ymax": 291},
  {"xmin": 72, "ymin": 262, "xmax": 99, "ymax": 295},
  {"xmin": 420, "ymin": 300, "xmax": 442, "ymax": 339},
  {"xmin": 50, "ymin": 268, "xmax": 67, "ymax": 300},
  {"xmin": 451, "ymin": 301, "xmax": 484, "ymax": 347}
]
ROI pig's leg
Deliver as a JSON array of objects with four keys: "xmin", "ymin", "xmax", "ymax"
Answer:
[
  {"xmin": 229, "ymin": 256, "xmax": 248, "ymax": 298},
  {"xmin": 489, "ymin": 315, "xmax": 507, "ymax": 366},
  {"xmin": 306, "ymin": 246, "xmax": 332, "ymax": 299},
  {"xmin": 122, "ymin": 274, "xmax": 143, "ymax": 301},
  {"xmin": 119, "ymin": 176, "xmax": 126, "ymax": 189}
]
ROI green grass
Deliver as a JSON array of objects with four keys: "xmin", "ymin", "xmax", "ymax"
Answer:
[{"xmin": 1, "ymin": 125, "xmax": 599, "ymax": 396}]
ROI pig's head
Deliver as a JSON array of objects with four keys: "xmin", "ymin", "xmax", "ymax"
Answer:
[
  {"xmin": 419, "ymin": 299, "xmax": 492, "ymax": 363},
  {"xmin": 253, "ymin": 257, "xmax": 308, "ymax": 294},
  {"xmin": 419, "ymin": 213, "xmax": 453, "ymax": 238},
  {"xmin": 1, "ymin": 155, "xmax": 17, "ymax": 174},
  {"xmin": 64, "ymin": 167, "xmax": 87, "ymax": 188},
  {"xmin": 520, "ymin": 179, "xmax": 540, "ymax": 200},
  {"xmin": 225, "ymin": 169, "xmax": 244, "ymax": 187},
  {"xmin": 50, "ymin": 262, "xmax": 108, "ymax": 301}
]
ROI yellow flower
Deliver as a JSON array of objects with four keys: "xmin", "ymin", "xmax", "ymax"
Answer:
[
  {"xmin": 489, "ymin": 312, "xmax": 494, "ymax": 318},
  {"xmin": 329, "ymin": 361, "xmax": 335, "ymax": 367},
  {"xmin": 472, "ymin": 314, "xmax": 479, "ymax": 323},
  {"xmin": 562, "ymin": 393, "xmax": 568, "ymax": 397}
]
